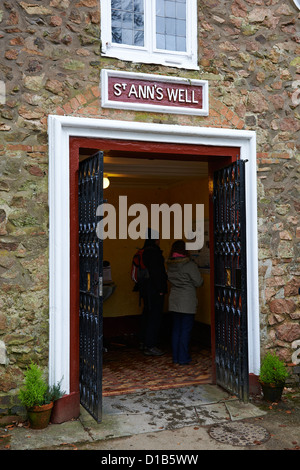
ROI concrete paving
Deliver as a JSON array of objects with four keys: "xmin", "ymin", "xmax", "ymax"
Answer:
[
  {"xmin": 2, "ymin": 384, "xmax": 300, "ymax": 451},
  {"xmin": 1, "ymin": 385, "xmax": 263, "ymax": 450}
]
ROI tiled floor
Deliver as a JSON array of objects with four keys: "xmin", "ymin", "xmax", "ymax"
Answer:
[{"xmin": 102, "ymin": 344, "xmax": 212, "ymax": 397}]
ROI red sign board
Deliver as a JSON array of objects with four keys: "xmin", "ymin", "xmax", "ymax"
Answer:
[{"xmin": 101, "ymin": 70, "xmax": 209, "ymax": 116}]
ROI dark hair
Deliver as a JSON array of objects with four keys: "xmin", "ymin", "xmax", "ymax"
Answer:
[
  {"xmin": 143, "ymin": 238, "xmax": 157, "ymax": 248},
  {"xmin": 143, "ymin": 228, "xmax": 160, "ymax": 248},
  {"xmin": 170, "ymin": 240, "xmax": 188, "ymax": 257}
]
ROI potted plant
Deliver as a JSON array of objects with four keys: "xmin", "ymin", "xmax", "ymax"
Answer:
[
  {"xmin": 259, "ymin": 352, "xmax": 289, "ymax": 402},
  {"xmin": 18, "ymin": 362, "xmax": 64, "ymax": 429}
]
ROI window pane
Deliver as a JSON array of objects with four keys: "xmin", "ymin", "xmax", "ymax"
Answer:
[
  {"xmin": 156, "ymin": 16, "xmax": 165, "ymax": 34},
  {"xmin": 176, "ymin": 2, "xmax": 186, "ymax": 19},
  {"xmin": 156, "ymin": 0, "xmax": 186, "ymax": 52},
  {"xmin": 122, "ymin": 29, "xmax": 133, "ymax": 45},
  {"xmin": 166, "ymin": 1, "xmax": 176, "ymax": 18},
  {"xmin": 112, "ymin": 0, "xmax": 122, "ymax": 8},
  {"xmin": 176, "ymin": 36, "xmax": 186, "ymax": 51},
  {"xmin": 166, "ymin": 18, "xmax": 176, "ymax": 35},
  {"xmin": 156, "ymin": 0, "xmax": 165, "ymax": 16},
  {"xmin": 122, "ymin": 12, "xmax": 133, "ymax": 28},
  {"xmin": 176, "ymin": 19, "xmax": 185, "ymax": 37},
  {"xmin": 111, "ymin": 9, "xmax": 122, "ymax": 26},
  {"xmin": 134, "ymin": 30, "xmax": 144, "ymax": 46},
  {"xmin": 112, "ymin": 27, "xmax": 122, "ymax": 43},
  {"xmin": 156, "ymin": 33, "xmax": 165, "ymax": 49},
  {"xmin": 134, "ymin": 13, "xmax": 144, "ymax": 29},
  {"xmin": 166, "ymin": 35, "xmax": 176, "ymax": 51},
  {"xmin": 122, "ymin": 0, "xmax": 133, "ymax": 10},
  {"xmin": 111, "ymin": 0, "xmax": 144, "ymax": 46},
  {"xmin": 134, "ymin": 0, "xmax": 144, "ymax": 13}
]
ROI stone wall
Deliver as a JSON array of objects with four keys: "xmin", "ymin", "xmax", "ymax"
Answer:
[{"xmin": 0, "ymin": 0, "xmax": 299, "ymax": 414}]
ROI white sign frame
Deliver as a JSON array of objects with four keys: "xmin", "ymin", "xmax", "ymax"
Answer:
[{"xmin": 101, "ymin": 69, "xmax": 209, "ymax": 116}]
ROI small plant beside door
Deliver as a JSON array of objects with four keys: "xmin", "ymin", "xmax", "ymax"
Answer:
[
  {"xmin": 259, "ymin": 352, "xmax": 289, "ymax": 402},
  {"xmin": 18, "ymin": 362, "xmax": 64, "ymax": 429}
]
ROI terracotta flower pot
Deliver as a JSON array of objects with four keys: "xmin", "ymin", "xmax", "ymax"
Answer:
[{"xmin": 27, "ymin": 402, "xmax": 53, "ymax": 429}]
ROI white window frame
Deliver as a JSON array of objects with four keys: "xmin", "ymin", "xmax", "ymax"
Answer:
[
  {"xmin": 293, "ymin": 0, "xmax": 300, "ymax": 10},
  {"xmin": 101, "ymin": 0, "xmax": 198, "ymax": 70}
]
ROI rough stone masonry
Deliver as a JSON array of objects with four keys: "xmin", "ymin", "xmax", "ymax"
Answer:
[{"xmin": 0, "ymin": 0, "xmax": 299, "ymax": 416}]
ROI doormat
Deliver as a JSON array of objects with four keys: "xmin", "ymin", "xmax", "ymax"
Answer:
[{"xmin": 102, "ymin": 346, "xmax": 212, "ymax": 396}]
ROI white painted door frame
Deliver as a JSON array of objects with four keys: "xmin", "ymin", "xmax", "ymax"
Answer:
[{"xmin": 48, "ymin": 115, "xmax": 260, "ymax": 394}]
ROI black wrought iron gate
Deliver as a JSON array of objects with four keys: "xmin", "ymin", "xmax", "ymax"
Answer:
[
  {"xmin": 213, "ymin": 160, "xmax": 249, "ymax": 402},
  {"xmin": 79, "ymin": 151, "xmax": 103, "ymax": 423}
]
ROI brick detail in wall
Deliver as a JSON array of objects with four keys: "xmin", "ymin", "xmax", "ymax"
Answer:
[{"xmin": 54, "ymin": 86, "xmax": 245, "ymax": 130}]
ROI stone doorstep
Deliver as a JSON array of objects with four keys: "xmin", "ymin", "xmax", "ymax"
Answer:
[
  {"xmin": 224, "ymin": 399, "xmax": 267, "ymax": 421},
  {"xmin": 7, "ymin": 399, "xmax": 266, "ymax": 450},
  {"xmin": 80, "ymin": 398, "xmax": 266, "ymax": 441},
  {"xmin": 7, "ymin": 384, "xmax": 267, "ymax": 450}
]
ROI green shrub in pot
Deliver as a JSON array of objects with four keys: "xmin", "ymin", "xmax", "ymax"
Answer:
[
  {"xmin": 259, "ymin": 352, "xmax": 289, "ymax": 402},
  {"xmin": 19, "ymin": 362, "xmax": 64, "ymax": 429}
]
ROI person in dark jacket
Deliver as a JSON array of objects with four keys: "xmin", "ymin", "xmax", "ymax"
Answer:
[
  {"xmin": 139, "ymin": 229, "xmax": 168, "ymax": 356},
  {"xmin": 167, "ymin": 240, "xmax": 203, "ymax": 365}
]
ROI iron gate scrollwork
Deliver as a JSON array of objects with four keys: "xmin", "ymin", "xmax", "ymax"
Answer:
[
  {"xmin": 213, "ymin": 160, "xmax": 249, "ymax": 402},
  {"xmin": 79, "ymin": 151, "xmax": 103, "ymax": 423}
]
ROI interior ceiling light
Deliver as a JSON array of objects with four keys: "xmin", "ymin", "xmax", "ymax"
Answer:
[{"xmin": 103, "ymin": 176, "xmax": 110, "ymax": 189}]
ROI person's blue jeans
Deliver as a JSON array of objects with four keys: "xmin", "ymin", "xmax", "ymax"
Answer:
[{"xmin": 172, "ymin": 312, "xmax": 195, "ymax": 364}]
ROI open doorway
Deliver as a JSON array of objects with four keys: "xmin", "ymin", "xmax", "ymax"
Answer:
[
  {"xmin": 77, "ymin": 143, "xmax": 239, "ymax": 401},
  {"xmin": 48, "ymin": 115, "xmax": 260, "ymax": 423},
  {"xmin": 100, "ymin": 153, "xmax": 212, "ymax": 396}
]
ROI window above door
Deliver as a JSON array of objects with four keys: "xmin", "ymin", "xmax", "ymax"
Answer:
[{"xmin": 101, "ymin": 0, "xmax": 198, "ymax": 70}]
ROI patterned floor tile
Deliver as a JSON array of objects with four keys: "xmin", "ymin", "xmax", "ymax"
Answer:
[{"xmin": 103, "ymin": 346, "xmax": 212, "ymax": 396}]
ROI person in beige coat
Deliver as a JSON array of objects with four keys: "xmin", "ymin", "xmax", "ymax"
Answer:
[{"xmin": 167, "ymin": 240, "xmax": 203, "ymax": 365}]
